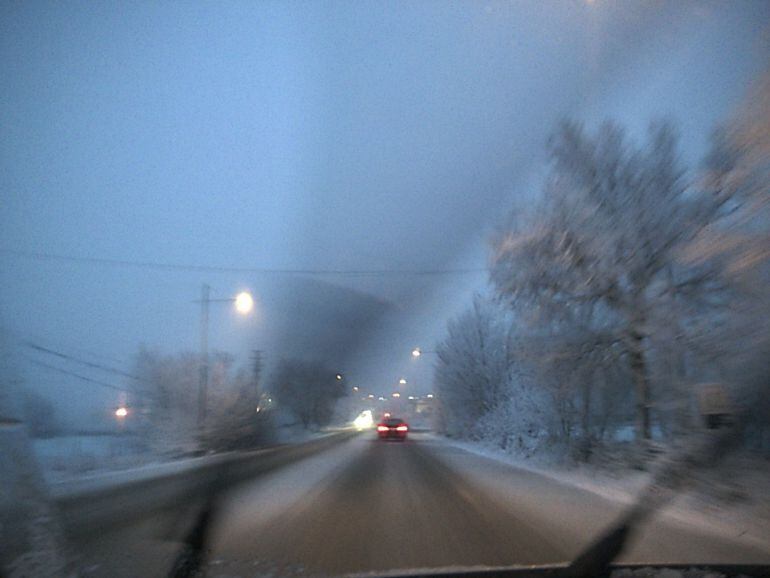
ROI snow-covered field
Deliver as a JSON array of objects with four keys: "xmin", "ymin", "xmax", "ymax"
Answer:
[
  {"xmin": 439, "ymin": 435, "xmax": 770, "ymax": 553},
  {"xmin": 32, "ymin": 426, "xmax": 343, "ymax": 490},
  {"xmin": 33, "ymin": 435, "xmax": 154, "ymax": 484}
]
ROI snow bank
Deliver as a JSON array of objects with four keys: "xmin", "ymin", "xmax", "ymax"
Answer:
[{"xmin": 436, "ymin": 435, "xmax": 770, "ymax": 554}]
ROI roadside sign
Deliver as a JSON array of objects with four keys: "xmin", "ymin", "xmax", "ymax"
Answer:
[{"xmin": 697, "ymin": 383, "xmax": 733, "ymax": 416}]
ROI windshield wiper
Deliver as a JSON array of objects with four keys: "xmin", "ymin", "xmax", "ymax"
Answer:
[
  {"xmin": 567, "ymin": 422, "xmax": 746, "ymax": 577},
  {"xmin": 168, "ymin": 465, "xmax": 230, "ymax": 578}
]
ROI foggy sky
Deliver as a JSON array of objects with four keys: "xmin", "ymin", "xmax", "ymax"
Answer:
[{"xmin": 1, "ymin": 1, "xmax": 768, "ymax": 424}]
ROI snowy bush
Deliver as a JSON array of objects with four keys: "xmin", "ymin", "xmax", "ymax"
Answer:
[
  {"xmin": 132, "ymin": 347, "xmax": 271, "ymax": 455},
  {"xmin": 472, "ymin": 395, "xmax": 547, "ymax": 457}
]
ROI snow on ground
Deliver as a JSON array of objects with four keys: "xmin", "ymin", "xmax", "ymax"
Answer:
[
  {"xmin": 46, "ymin": 451, "xmax": 231, "ymax": 497},
  {"xmin": 434, "ymin": 436, "xmax": 650, "ymax": 505},
  {"xmin": 34, "ymin": 426, "xmax": 345, "ymax": 492},
  {"xmin": 273, "ymin": 423, "xmax": 341, "ymax": 444},
  {"xmin": 435, "ymin": 435, "xmax": 770, "ymax": 553},
  {"xmin": 33, "ymin": 435, "xmax": 157, "ymax": 485}
]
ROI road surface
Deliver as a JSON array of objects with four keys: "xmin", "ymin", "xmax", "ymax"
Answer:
[{"xmin": 70, "ymin": 433, "xmax": 770, "ymax": 577}]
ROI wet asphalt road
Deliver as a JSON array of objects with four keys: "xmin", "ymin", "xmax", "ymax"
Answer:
[{"xmin": 70, "ymin": 432, "xmax": 770, "ymax": 578}]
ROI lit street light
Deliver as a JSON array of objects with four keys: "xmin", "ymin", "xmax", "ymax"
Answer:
[
  {"xmin": 196, "ymin": 284, "xmax": 255, "ymax": 436},
  {"xmin": 336, "ymin": 373, "xmax": 343, "ymax": 381},
  {"xmin": 115, "ymin": 407, "xmax": 128, "ymax": 418},
  {"xmin": 235, "ymin": 291, "xmax": 254, "ymax": 314},
  {"xmin": 412, "ymin": 347, "xmax": 435, "ymax": 358},
  {"xmin": 392, "ymin": 392, "xmax": 401, "ymax": 398},
  {"xmin": 399, "ymin": 378, "xmax": 407, "ymax": 385}
]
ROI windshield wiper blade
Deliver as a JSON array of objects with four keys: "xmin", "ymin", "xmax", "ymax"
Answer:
[
  {"xmin": 565, "ymin": 517, "xmax": 635, "ymax": 578},
  {"xmin": 168, "ymin": 468, "xmax": 229, "ymax": 578},
  {"xmin": 566, "ymin": 422, "xmax": 746, "ymax": 578}
]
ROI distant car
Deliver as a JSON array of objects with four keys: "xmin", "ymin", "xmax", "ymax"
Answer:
[{"xmin": 376, "ymin": 417, "xmax": 409, "ymax": 440}]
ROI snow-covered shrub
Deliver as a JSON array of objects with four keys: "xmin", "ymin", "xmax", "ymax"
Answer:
[
  {"xmin": 132, "ymin": 347, "xmax": 271, "ymax": 455},
  {"xmin": 472, "ymin": 397, "xmax": 546, "ymax": 457},
  {"xmin": 434, "ymin": 295, "xmax": 514, "ymax": 439}
]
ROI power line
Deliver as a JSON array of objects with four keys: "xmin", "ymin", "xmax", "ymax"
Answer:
[
  {"xmin": 25, "ymin": 342, "xmax": 139, "ymax": 380},
  {"xmin": 25, "ymin": 357, "xmax": 134, "ymax": 394},
  {"xmin": 1, "ymin": 249, "xmax": 488, "ymax": 277}
]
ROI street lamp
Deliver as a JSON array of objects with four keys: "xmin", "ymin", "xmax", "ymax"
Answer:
[
  {"xmin": 235, "ymin": 291, "xmax": 254, "ymax": 314},
  {"xmin": 399, "ymin": 378, "xmax": 407, "ymax": 385},
  {"xmin": 196, "ymin": 284, "xmax": 255, "ymax": 435},
  {"xmin": 115, "ymin": 407, "xmax": 128, "ymax": 418},
  {"xmin": 412, "ymin": 347, "xmax": 435, "ymax": 358}
]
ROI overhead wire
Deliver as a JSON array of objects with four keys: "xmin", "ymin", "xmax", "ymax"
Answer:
[
  {"xmin": 25, "ymin": 342, "xmax": 140, "ymax": 380},
  {"xmin": 1, "ymin": 248, "xmax": 489, "ymax": 277},
  {"xmin": 24, "ymin": 356, "xmax": 138, "ymax": 394}
]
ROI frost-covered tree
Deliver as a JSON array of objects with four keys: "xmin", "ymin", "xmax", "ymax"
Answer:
[
  {"xmin": 204, "ymin": 354, "xmax": 272, "ymax": 451},
  {"xmin": 434, "ymin": 296, "xmax": 513, "ymax": 437},
  {"xmin": 132, "ymin": 347, "xmax": 269, "ymax": 454},
  {"xmin": 436, "ymin": 71, "xmax": 770, "ymax": 461},
  {"xmin": 491, "ymin": 120, "xmax": 711, "ymax": 442},
  {"xmin": 434, "ymin": 295, "xmax": 560, "ymax": 451},
  {"xmin": 132, "ymin": 347, "xmax": 199, "ymax": 455},
  {"xmin": 684, "ymin": 71, "xmax": 770, "ymax": 449}
]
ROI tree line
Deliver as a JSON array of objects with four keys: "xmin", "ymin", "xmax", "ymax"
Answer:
[{"xmin": 434, "ymin": 72, "xmax": 770, "ymax": 464}]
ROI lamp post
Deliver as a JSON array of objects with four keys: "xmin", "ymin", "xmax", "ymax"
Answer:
[
  {"xmin": 197, "ymin": 284, "xmax": 254, "ymax": 436},
  {"xmin": 411, "ymin": 347, "xmax": 436, "ymax": 358},
  {"xmin": 198, "ymin": 284, "xmax": 210, "ymax": 431}
]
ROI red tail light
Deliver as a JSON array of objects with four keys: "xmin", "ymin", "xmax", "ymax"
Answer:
[
  {"xmin": 377, "ymin": 425, "xmax": 389, "ymax": 432},
  {"xmin": 396, "ymin": 425, "xmax": 408, "ymax": 432}
]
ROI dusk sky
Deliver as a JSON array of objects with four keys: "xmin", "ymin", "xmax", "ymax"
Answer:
[{"xmin": 2, "ymin": 1, "xmax": 768, "ymax": 424}]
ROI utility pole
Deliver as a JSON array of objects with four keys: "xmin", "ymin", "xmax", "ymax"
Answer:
[
  {"xmin": 195, "ymin": 284, "xmax": 254, "ymax": 445},
  {"xmin": 251, "ymin": 349, "xmax": 263, "ymax": 396},
  {"xmin": 198, "ymin": 283, "xmax": 210, "ymax": 436}
]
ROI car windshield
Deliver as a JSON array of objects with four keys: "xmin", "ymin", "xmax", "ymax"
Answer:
[{"xmin": 1, "ymin": 2, "xmax": 769, "ymax": 578}]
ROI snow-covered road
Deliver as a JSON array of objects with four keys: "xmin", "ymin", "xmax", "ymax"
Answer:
[{"xmin": 69, "ymin": 433, "xmax": 770, "ymax": 577}]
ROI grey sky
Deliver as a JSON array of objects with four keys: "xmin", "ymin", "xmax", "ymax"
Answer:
[{"xmin": 2, "ymin": 1, "xmax": 768, "ymax": 424}]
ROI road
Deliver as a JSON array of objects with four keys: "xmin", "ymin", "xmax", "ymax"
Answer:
[{"xmin": 70, "ymin": 433, "xmax": 770, "ymax": 577}]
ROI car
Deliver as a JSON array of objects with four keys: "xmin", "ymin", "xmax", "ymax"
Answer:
[{"xmin": 376, "ymin": 417, "xmax": 409, "ymax": 440}]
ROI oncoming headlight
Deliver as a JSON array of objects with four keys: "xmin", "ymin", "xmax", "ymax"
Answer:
[{"xmin": 353, "ymin": 410, "xmax": 374, "ymax": 430}]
